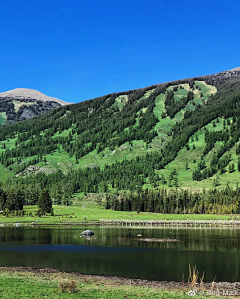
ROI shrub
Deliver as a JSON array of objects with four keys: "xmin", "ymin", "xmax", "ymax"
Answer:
[
  {"xmin": 3, "ymin": 208, "xmax": 10, "ymax": 217},
  {"xmin": 35, "ymin": 209, "xmax": 42, "ymax": 217},
  {"xmin": 59, "ymin": 280, "xmax": 77, "ymax": 293},
  {"xmin": 67, "ymin": 280, "xmax": 77, "ymax": 293},
  {"xmin": 59, "ymin": 280, "xmax": 68, "ymax": 293}
]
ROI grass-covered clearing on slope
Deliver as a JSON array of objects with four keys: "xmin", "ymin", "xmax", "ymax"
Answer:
[
  {"xmin": 160, "ymin": 116, "xmax": 240, "ymax": 190},
  {"xmin": 0, "ymin": 112, "xmax": 6, "ymax": 125},
  {"xmin": 195, "ymin": 80, "xmax": 217, "ymax": 99},
  {"xmin": 0, "ymin": 164, "xmax": 13, "ymax": 181},
  {"xmin": 112, "ymin": 94, "xmax": 128, "ymax": 110},
  {"xmin": 152, "ymin": 81, "xmax": 214, "ymax": 141},
  {"xmin": 12, "ymin": 100, "xmax": 36, "ymax": 112}
]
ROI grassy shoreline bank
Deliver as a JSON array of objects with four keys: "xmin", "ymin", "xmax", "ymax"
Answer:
[
  {"xmin": 0, "ymin": 266, "xmax": 237, "ymax": 298},
  {"xmin": 0, "ymin": 203, "xmax": 238, "ymax": 225},
  {"xmin": 1, "ymin": 220, "xmax": 240, "ymax": 227}
]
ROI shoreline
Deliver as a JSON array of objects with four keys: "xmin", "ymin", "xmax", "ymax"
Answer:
[
  {"xmin": 1, "ymin": 219, "xmax": 240, "ymax": 227},
  {"xmin": 1, "ymin": 266, "xmax": 239, "ymax": 291},
  {"xmin": 0, "ymin": 266, "xmax": 239, "ymax": 298}
]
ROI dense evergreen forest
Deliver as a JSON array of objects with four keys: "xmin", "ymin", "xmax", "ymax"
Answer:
[
  {"xmin": 1, "ymin": 69, "xmax": 240, "ymax": 214},
  {"xmin": 104, "ymin": 185, "xmax": 240, "ymax": 214}
]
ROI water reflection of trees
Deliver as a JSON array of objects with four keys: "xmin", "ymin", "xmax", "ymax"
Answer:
[
  {"xmin": 0, "ymin": 226, "xmax": 240, "ymax": 253},
  {"xmin": 0, "ymin": 226, "xmax": 240, "ymax": 282}
]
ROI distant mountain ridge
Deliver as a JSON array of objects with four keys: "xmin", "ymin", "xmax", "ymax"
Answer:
[
  {"xmin": 0, "ymin": 88, "xmax": 68, "ymax": 105},
  {"xmin": 230, "ymin": 66, "xmax": 240, "ymax": 71},
  {"xmin": 0, "ymin": 88, "xmax": 69, "ymax": 125}
]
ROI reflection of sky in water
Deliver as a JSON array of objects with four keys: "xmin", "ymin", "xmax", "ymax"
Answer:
[{"xmin": 0, "ymin": 244, "xmax": 156, "ymax": 253}]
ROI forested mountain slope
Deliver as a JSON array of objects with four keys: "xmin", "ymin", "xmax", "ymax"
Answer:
[
  {"xmin": 1, "ymin": 68, "xmax": 240, "ymax": 213},
  {"xmin": 0, "ymin": 88, "xmax": 68, "ymax": 125}
]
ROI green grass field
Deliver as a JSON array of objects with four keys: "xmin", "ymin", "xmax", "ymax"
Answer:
[
  {"xmin": 0, "ymin": 268, "xmax": 233, "ymax": 299},
  {"xmin": 0, "ymin": 193, "xmax": 234, "ymax": 224}
]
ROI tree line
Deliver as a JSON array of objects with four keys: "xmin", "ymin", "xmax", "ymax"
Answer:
[{"xmin": 104, "ymin": 185, "xmax": 240, "ymax": 214}]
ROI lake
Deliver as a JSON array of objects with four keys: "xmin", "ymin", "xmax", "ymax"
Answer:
[{"xmin": 0, "ymin": 225, "xmax": 239, "ymax": 282}]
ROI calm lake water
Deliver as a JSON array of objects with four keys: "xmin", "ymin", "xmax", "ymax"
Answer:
[{"xmin": 0, "ymin": 225, "xmax": 239, "ymax": 282}]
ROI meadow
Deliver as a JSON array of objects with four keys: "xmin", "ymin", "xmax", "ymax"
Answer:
[
  {"xmin": 0, "ymin": 194, "xmax": 233, "ymax": 224},
  {"xmin": 0, "ymin": 267, "xmax": 233, "ymax": 299}
]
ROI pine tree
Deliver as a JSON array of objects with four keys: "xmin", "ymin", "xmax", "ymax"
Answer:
[
  {"xmin": 147, "ymin": 190, "xmax": 154, "ymax": 212},
  {"xmin": 15, "ymin": 188, "xmax": 24, "ymax": 210},
  {"xmin": 0, "ymin": 187, "xmax": 7, "ymax": 210},
  {"xmin": 38, "ymin": 189, "xmax": 52, "ymax": 213},
  {"xmin": 6, "ymin": 188, "xmax": 16, "ymax": 211}
]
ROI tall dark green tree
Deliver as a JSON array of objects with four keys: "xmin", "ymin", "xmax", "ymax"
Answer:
[
  {"xmin": 38, "ymin": 188, "xmax": 52, "ymax": 213},
  {"xmin": 0, "ymin": 187, "xmax": 7, "ymax": 210},
  {"xmin": 238, "ymin": 157, "xmax": 240, "ymax": 172}
]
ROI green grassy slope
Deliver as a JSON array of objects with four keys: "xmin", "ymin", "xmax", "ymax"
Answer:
[
  {"xmin": 0, "ymin": 80, "xmax": 214, "ymax": 182},
  {"xmin": 159, "ymin": 116, "xmax": 240, "ymax": 190},
  {"xmin": 1, "ymin": 71, "xmax": 240, "ymax": 195}
]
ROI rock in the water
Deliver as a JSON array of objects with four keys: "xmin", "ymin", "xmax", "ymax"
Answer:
[
  {"xmin": 137, "ymin": 234, "xmax": 142, "ymax": 237},
  {"xmin": 81, "ymin": 230, "xmax": 94, "ymax": 236}
]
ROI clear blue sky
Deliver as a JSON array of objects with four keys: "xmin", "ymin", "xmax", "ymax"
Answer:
[{"xmin": 0, "ymin": 0, "xmax": 239, "ymax": 103}]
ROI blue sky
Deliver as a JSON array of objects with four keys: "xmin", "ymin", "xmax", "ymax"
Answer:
[{"xmin": 0, "ymin": 0, "xmax": 239, "ymax": 103}]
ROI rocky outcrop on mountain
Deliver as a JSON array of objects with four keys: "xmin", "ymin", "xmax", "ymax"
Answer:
[
  {"xmin": 0, "ymin": 88, "xmax": 69, "ymax": 124},
  {"xmin": 171, "ymin": 68, "xmax": 240, "ymax": 90},
  {"xmin": 203, "ymin": 68, "xmax": 240, "ymax": 87}
]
